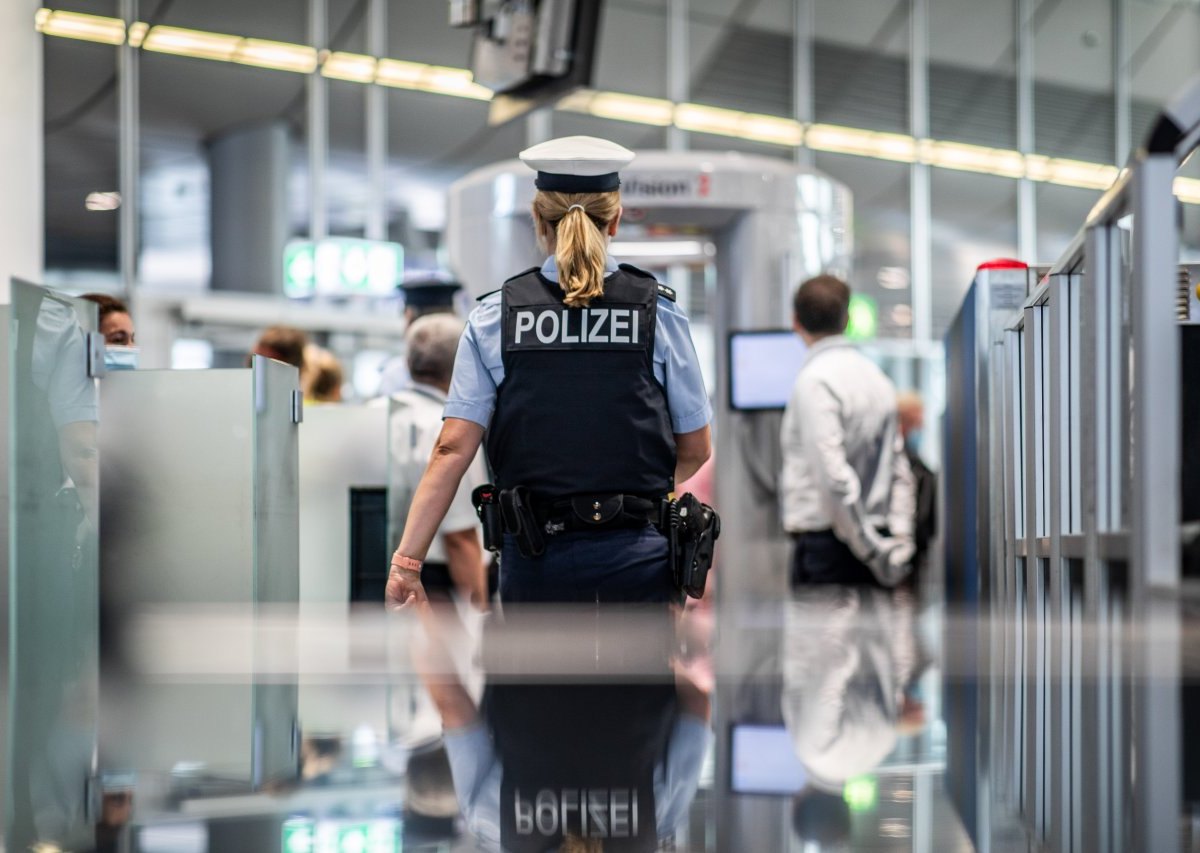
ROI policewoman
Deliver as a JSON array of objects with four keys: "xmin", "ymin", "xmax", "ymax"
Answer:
[{"xmin": 386, "ymin": 136, "xmax": 713, "ymax": 607}]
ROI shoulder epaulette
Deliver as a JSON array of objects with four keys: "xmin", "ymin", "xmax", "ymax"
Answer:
[
  {"xmin": 502, "ymin": 266, "xmax": 541, "ymax": 284},
  {"xmin": 617, "ymin": 262, "xmax": 655, "ymax": 279},
  {"xmin": 476, "ymin": 288, "xmax": 501, "ymax": 302},
  {"xmin": 617, "ymin": 262, "xmax": 675, "ymax": 301}
]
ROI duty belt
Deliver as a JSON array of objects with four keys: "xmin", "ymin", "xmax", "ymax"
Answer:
[
  {"xmin": 496, "ymin": 486, "xmax": 666, "ymax": 558},
  {"xmin": 473, "ymin": 484, "xmax": 720, "ymax": 600}
]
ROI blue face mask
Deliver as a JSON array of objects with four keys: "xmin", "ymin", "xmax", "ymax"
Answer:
[
  {"xmin": 906, "ymin": 428, "xmax": 923, "ymax": 451},
  {"xmin": 104, "ymin": 345, "xmax": 139, "ymax": 371}
]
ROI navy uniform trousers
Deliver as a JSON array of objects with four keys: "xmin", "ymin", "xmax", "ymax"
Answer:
[{"xmin": 499, "ymin": 524, "xmax": 676, "ymax": 604}]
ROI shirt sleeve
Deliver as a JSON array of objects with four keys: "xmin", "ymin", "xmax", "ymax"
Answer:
[
  {"xmin": 444, "ymin": 307, "xmax": 498, "ymax": 427},
  {"xmin": 443, "ymin": 723, "xmax": 503, "ymax": 849},
  {"xmin": 654, "ymin": 714, "xmax": 712, "ymax": 838},
  {"xmin": 655, "ymin": 298, "xmax": 713, "ymax": 434}
]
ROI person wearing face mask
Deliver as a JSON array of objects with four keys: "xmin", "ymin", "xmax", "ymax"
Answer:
[
  {"xmin": 896, "ymin": 391, "xmax": 936, "ymax": 575},
  {"xmin": 80, "ymin": 293, "xmax": 138, "ymax": 370}
]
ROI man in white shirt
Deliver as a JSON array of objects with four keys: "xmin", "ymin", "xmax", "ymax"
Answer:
[
  {"xmin": 388, "ymin": 314, "xmax": 489, "ymax": 608},
  {"xmin": 780, "ymin": 275, "xmax": 916, "ymax": 588}
]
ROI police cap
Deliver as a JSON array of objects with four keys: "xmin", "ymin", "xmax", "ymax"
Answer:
[
  {"xmin": 398, "ymin": 275, "xmax": 462, "ymax": 309},
  {"xmin": 519, "ymin": 135, "xmax": 635, "ymax": 194}
]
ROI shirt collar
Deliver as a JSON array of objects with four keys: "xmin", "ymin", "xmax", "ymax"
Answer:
[
  {"xmin": 804, "ymin": 334, "xmax": 854, "ymax": 360},
  {"xmin": 407, "ymin": 381, "xmax": 448, "ymax": 403},
  {"xmin": 539, "ymin": 254, "xmax": 621, "ymax": 283}
]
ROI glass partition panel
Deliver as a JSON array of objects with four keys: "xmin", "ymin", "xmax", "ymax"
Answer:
[
  {"xmin": 252, "ymin": 357, "xmax": 301, "ymax": 786},
  {"xmin": 7, "ymin": 279, "xmax": 100, "ymax": 851}
]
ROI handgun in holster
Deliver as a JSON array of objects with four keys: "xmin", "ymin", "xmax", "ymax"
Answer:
[
  {"xmin": 666, "ymin": 493, "xmax": 721, "ymax": 599},
  {"xmin": 471, "ymin": 484, "xmax": 504, "ymax": 554},
  {"xmin": 497, "ymin": 485, "xmax": 546, "ymax": 558}
]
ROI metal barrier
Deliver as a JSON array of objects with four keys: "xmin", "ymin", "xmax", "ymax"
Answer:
[{"xmin": 945, "ymin": 74, "xmax": 1200, "ymax": 853}]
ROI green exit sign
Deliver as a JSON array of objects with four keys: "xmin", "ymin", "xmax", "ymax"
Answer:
[
  {"xmin": 282, "ymin": 818, "xmax": 398, "ymax": 853},
  {"xmin": 284, "ymin": 238, "xmax": 404, "ymax": 299},
  {"xmin": 845, "ymin": 293, "xmax": 878, "ymax": 341}
]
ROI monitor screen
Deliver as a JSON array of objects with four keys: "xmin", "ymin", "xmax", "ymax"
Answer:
[
  {"xmin": 728, "ymin": 330, "xmax": 807, "ymax": 411},
  {"xmin": 730, "ymin": 724, "xmax": 807, "ymax": 794}
]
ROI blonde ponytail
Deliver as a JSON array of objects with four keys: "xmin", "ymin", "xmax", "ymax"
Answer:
[{"xmin": 531, "ymin": 190, "xmax": 622, "ymax": 308}]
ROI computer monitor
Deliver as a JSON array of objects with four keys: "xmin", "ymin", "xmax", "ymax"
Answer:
[
  {"xmin": 727, "ymin": 330, "xmax": 807, "ymax": 412},
  {"xmin": 729, "ymin": 724, "xmax": 807, "ymax": 794}
]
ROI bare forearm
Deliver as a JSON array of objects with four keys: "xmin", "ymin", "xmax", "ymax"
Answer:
[
  {"xmin": 425, "ymin": 678, "xmax": 479, "ymax": 729},
  {"xmin": 674, "ymin": 426, "xmax": 711, "ymax": 488}
]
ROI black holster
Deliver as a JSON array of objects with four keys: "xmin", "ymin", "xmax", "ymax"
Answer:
[
  {"xmin": 497, "ymin": 485, "xmax": 546, "ymax": 558},
  {"xmin": 666, "ymin": 493, "xmax": 721, "ymax": 599},
  {"xmin": 471, "ymin": 484, "xmax": 505, "ymax": 554}
]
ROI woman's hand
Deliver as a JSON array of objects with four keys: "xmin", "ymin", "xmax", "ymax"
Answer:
[{"xmin": 385, "ymin": 566, "xmax": 428, "ymax": 611}]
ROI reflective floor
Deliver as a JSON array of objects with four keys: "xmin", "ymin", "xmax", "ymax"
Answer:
[
  {"xmin": 98, "ymin": 584, "xmax": 986, "ymax": 853},
  {"xmin": 17, "ymin": 547, "xmax": 1196, "ymax": 853}
]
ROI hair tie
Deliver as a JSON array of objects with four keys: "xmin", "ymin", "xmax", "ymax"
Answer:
[{"xmin": 567, "ymin": 204, "xmax": 587, "ymax": 213}]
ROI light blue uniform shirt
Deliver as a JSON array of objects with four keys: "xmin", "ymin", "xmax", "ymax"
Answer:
[{"xmin": 444, "ymin": 256, "xmax": 713, "ymax": 433}]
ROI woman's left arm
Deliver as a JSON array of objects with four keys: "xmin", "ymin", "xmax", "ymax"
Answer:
[{"xmin": 386, "ymin": 417, "xmax": 486, "ymax": 609}]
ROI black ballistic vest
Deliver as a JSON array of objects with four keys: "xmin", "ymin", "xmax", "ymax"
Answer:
[{"xmin": 486, "ymin": 266, "xmax": 676, "ymax": 498}]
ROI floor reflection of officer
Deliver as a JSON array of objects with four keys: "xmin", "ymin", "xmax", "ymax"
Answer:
[
  {"xmin": 781, "ymin": 586, "xmax": 925, "ymax": 847},
  {"xmin": 386, "ymin": 136, "xmax": 712, "ymax": 607},
  {"xmin": 378, "ymin": 276, "xmax": 464, "ymax": 397},
  {"xmin": 413, "ymin": 605, "xmax": 711, "ymax": 852}
]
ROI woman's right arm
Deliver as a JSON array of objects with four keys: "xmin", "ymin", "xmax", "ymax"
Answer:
[{"xmin": 386, "ymin": 418, "xmax": 485, "ymax": 609}]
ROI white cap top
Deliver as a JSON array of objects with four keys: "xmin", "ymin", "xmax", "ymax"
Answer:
[{"xmin": 519, "ymin": 135, "xmax": 635, "ymax": 192}]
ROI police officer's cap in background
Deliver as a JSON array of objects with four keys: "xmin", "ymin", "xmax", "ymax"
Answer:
[
  {"xmin": 398, "ymin": 274, "xmax": 462, "ymax": 309},
  {"xmin": 519, "ymin": 135, "xmax": 635, "ymax": 193}
]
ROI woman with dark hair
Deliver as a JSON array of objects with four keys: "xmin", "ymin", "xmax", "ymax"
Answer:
[{"xmin": 80, "ymin": 292, "xmax": 137, "ymax": 369}]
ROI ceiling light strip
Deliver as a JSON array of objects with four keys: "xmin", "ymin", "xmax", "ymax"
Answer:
[{"xmin": 33, "ymin": 7, "xmax": 1200, "ymax": 205}]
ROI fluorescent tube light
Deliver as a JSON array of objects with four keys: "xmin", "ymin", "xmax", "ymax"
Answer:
[
  {"xmin": 674, "ymin": 103, "xmax": 748, "ymax": 137},
  {"xmin": 85, "ymin": 191, "xmax": 121, "ymax": 211},
  {"xmin": 1175, "ymin": 177, "xmax": 1200, "ymax": 206},
  {"xmin": 589, "ymin": 92, "xmax": 675, "ymax": 127},
  {"xmin": 322, "ymin": 51, "xmax": 377, "ymax": 83},
  {"xmin": 806, "ymin": 124, "xmax": 916, "ymax": 163},
  {"xmin": 127, "ymin": 21, "xmax": 148, "ymax": 48},
  {"xmin": 36, "ymin": 9, "xmax": 125, "ymax": 45},
  {"xmin": 234, "ymin": 38, "xmax": 317, "ymax": 73},
  {"xmin": 141, "ymin": 26, "xmax": 239, "ymax": 61},
  {"xmin": 375, "ymin": 58, "xmax": 491, "ymax": 100},
  {"xmin": 922, "ymin": 140, "xmax": 1026, "ymax": 179},
  {"xmin": 610, "ymin": 240, "xmax": 711, "ymax": 259}
]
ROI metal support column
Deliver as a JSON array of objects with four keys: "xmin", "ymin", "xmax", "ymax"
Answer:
[
  {"xmin": 666, "ymin": 0, "xmax": 688, "ymax": 151},
  {"xmin": 364, "ymin": 0, "xmax": 387, "ymax": 242},
  {"xmin": 793, "ymin": 0, "xmax": 814, "ymax": 167},
  {"xmin": 1130, "ymin": 156, "xmax": 1181, "ymax": 591},
  {"xmin": 1113, "ymin": 0, "xmax": 1131, "ymax": 166},
  {"xmin": 308, "ymin": 0, "xmax": 328, "ymax": 241},
  {"xmin": 1129, "ymin": 153, "xmax": 1181, "ymax": 852},
  {"xmin": 910, "ymin": 0, "xmax": 932, "ymax": 342},
  {"xmin": 525, "ymin": 108, "xmax": 553, "ymax": 147},
  {"xmin": 118, "ymin": 0, "xmax": 139, "ymax": 296},
  {"xmin": 1016, "ymin": 0, "xmax": 1036, "ymax": 261}
]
